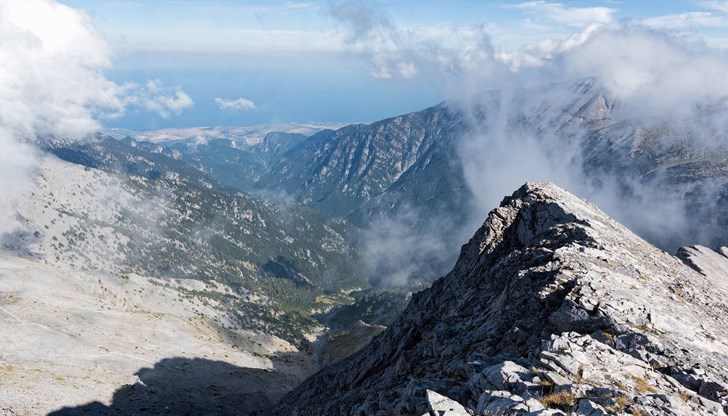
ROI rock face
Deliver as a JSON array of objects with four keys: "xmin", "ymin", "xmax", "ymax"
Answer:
[
  {"xmin": 255, "ymin": 103, "xmax": 465, "ymax": 220},
  {"xmin": 677, "ymin": 245, "xmax": 728, "ymax": 293},
  {"xmin": 270, "ymin": 183, "xmax": 728, "ymax": 415}
]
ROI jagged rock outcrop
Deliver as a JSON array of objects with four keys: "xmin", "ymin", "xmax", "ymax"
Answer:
[{"xmin": 270, "ymin": 183, "xmax": 728, "ymax": 415}]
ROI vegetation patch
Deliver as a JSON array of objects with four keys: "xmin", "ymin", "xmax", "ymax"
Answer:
[
  {"xmin": 632, "ymin": 375, "xmax": 658, "ymax": 394},
  {"xmin": 540, "ymin": 391, "xmax": 577, "ymax": 409}
]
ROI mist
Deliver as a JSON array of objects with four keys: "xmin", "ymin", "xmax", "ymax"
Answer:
[
  {"xmin": 362, "ymin": 206, "xmax": 456, "ymax": 287},
  {"xmin": 453, "ymin": 25, "xmax": 728, "ymax": 252},
  {"xmin": 328, "ymin": 2, "xmax": 728, "ymax": 285},
  {"xmin": 0, "ymin": 0, "xmax": 193, "ymax": 234}
]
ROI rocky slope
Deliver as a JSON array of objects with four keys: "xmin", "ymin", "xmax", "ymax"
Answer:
[
  {"xmin": 255, "ymin": 102, "xmax": 466, "ymax": 222},
  {"xmin": 2, "ymin": 151, "xmax": 364, "ymax": 343},
  {"xmin": 271, "ymin": 183, "xmax": 728, "ymax": 415},
  {"xmin": 677, "ymin": 245, "xmax": 728, "ymax": 293}
]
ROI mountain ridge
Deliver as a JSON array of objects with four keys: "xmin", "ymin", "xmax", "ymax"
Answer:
[{"xmin": 270, "ymin": 182, "xmax": 728, "ymax": 415}]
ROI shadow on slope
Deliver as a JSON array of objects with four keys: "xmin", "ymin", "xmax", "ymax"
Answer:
[{"xmin": 48, "ymin": 356, "xmax": 298, "ymax": 416}]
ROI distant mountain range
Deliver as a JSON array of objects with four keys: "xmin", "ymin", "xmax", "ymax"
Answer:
[
  {"xmin": 100, "ymin": 78, "xmax": 727, "ymax": 284},
  {"xmin": 31, "ymin": 77, "xmax": 728, "ymax": 322},
  {"xmin": 104, "ymin": 123, "xmax": 345, "ymax": 146}
]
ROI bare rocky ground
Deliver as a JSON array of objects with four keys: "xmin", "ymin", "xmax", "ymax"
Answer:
[
  {"xmin": 0, "ymin": 253, "xmax": 312, "ymax": 415},
  {"xmin": 677, "ymin": 245, "xmax": 728, "ymax": 293},
  {"xmin": 271, "ymin": 183, "xmax": 728, "ymax": 415}
]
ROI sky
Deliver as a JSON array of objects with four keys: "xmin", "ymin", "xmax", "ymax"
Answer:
[{"xmin": 43, "ymin": 0, "xmax": 728, "ymax": 129}]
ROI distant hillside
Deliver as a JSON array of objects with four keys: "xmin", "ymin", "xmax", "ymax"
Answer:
[{"xmin": 5, "ymin": 138, "xmax": 366, "ymax": 343}]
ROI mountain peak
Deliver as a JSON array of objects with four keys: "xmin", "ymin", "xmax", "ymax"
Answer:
[{"xmin": 272, "ymin": 182, "xmax": 728, "ymax": 415}]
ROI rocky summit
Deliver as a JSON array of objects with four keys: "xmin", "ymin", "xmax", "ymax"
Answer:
[{"xmin": 270, "ymin": 182, "xmax": 728, "ymax": 415}]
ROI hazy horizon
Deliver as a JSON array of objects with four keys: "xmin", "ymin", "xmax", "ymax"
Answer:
[{"xmin": 49, "ymin": 0, "xmax": 728, "ymax": 130}]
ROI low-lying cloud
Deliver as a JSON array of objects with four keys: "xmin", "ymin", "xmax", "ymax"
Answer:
[
  {"xmin": 123, "ymin": 80, "xmax": 194, "ymax": 118},
  {"xmin": 454, "ymin": 25, "xmax": 728, "ymax": 251},
  {"xmin": 339, "ymin": 7, "xmax": 728, "ymax": 284},
  {"xmin": 362, "ymin": 207, "xmax": 453, "ymax": 287},
  {"xmin": 214, "ymin": 97, "xmax": 257, "ymax": 111},
  {"xmin": 561, "ymin": 27, "xmax": 728, "ymax": 116}
]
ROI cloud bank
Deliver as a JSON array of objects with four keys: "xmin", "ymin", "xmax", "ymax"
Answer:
[
  {"xmin": 0, "ymin": 0, "xmax": 192, "ymax": 232},
  {"xmin": 0, "ymin": 0, "xmax": 121, "ymax": 139},
  {"xmin": 453, "ymin": 24, "xmax": 728, "ymax": 252},
  {"xmin": 0, "ymin": 0, "xmax": 117, "ymax": 231}
]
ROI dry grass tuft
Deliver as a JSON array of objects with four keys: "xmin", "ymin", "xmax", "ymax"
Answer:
[
  {"xmin": 632, "ymin": 375, "xmax": 658, "ymax": 394},
  {"xmin": 678, "ymin": 391, "xmax": 693, "ymax": 403},
  {"xmin": 540, "ymin": 391, "xmax": 577, "ymax": 408}
]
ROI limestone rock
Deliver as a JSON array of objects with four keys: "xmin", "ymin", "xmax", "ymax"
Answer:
[
  {"xmin": 677, "ymin": 245, "xmax": 728, "ymax": 292},
  {"xmin": 426, "ymin": 390, "xmax": 471, "ymax": 416},
  {"xmin": 476, "ymin": 390, "xmax": 525, "ymax": 415},
  {"xmin": 481, "ymin": 361, "xmax": 534, "ymax": 393},
  {"xmin": 576, "ymin": 400, "xmax": 607, "ymax": 416}
]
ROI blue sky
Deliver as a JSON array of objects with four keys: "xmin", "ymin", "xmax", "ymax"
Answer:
[{"xmin": 58, "ymin": 0, "xmax": 728, "ymax": 129}]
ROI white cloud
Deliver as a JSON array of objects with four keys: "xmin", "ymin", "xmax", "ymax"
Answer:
[
  {"xmin": 514, "ymin": 1, "xmax": 616, "ymax": 28},
  {"xmin": 214, "ymin": 97, "xmax": 257, "ymax": 111},
  {"xmin": 560, "ymin": 26, "xmax": 728, "ymax": 115},
  {"xmin": 0, "ymin": 0, "xmax": 193, "ymax": 233},
  {"xmin": 486, "ymin": 22, "xmax": 728, "ymax": 118},
  {"xmin": 496, "ymin": 23, "xmax": 602, "ymax": 70},
  {"xmin": 123, "ymin": 80, "xmax": 194, "ymax": 118},
  {"xmin": 0, "ymin": 0, "xmax": 123, "ymax": 233},
  {"xmin": 0, "ymin": 0, "xmax": 122, "ymax": 139},
  {"xmin": 397, "ymin": 61, "xmax": 417, "ymax": 78},
  {"xmin": 642, "ymin": 12, "xmax": 725, "ymax": 29},
  {"xmin": 328, "ymin": 0, "xmax": 393, "ymax": 43},
  {"xmin": 0, "ymin": 130, "xmax": 36, "ymax": 233},
  {"xmin": 328, "ymin": 2, "xmax": 503, "ymax": 81},
  {"xmin": 453, "ymin": 24, "xmax": 728, "ymax": 255},
  {"xmin": 701, "ymin": 1, "xmax": 728, "ymax": 13},
  {"xmin": 0, "ymin": 0, "xmax": 194, "ymax": 135},
  {"xmin": 370, "ymin": 54, "xmax": 418, "ymax": 79}
]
